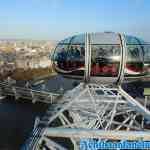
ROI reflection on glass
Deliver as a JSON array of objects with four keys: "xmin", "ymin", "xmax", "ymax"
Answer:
[
  {"xmin": 53, "ymin": 33, "xmax": 150, "ymax": 81},
  {"xmin": 53, "ymin": 34, "xmax": 85, "ymax": 77},
  {"xmin": 125, "ymin": 36, "xmax": 145, "ymax": 76},
  {"xmin": 91, "ymin": 45, "xmax": 121, "ymax": 77},
  {"xmin": 143, "ymin": 44, "xmax": 150, "ymax": 78}
]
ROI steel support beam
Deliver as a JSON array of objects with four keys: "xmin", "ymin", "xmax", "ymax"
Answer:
[{"xmin": 43, "ymin": 128, "xmax": 150, "ymax": 141}]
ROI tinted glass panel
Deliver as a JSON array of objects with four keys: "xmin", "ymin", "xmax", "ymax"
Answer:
[
  {"xmin": 71, "ymin": 34, "xmax": 85, "ymax": 44},
  {"xmin": 91, "ymin": 44, "xmax": 121, "ymax": 77},
  {"xmin": 91, "ymin": 32, "xmax": 121, "ymax": 44},
  {"xmin": 125, "ymin": 36, "xmax": 145, "ymax": 76},
  {"xmin": 53, "ymin": 34, "xmax": 85, "ymax": 77},
  {"xmin": 59, "ymin": 37, "xmax": 72, "ymax": 44},
  {"xmin": 143, "ymin": 44, "xmax": 150, "ymax": 76},
  {"xmin": 90, "ymin": 33, "xmax": 121, "ymax": 77}
]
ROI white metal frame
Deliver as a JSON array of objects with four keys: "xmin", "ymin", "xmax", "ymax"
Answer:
[
  {"xmin": 29, "ymin": 83, "xmax": 150, "ymax": 150},
  {"xmin": 84, "ymin": 33, "xmax": 91, "ymax": 83}
]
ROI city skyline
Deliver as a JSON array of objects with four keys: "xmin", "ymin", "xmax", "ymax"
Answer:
[{"xmin": 0, "ymin": 0, "xmax": 150, "ymax": 41}]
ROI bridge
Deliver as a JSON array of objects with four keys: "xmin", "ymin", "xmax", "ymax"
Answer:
[{"xmin": 0, "ymin": 78, "xmax": 61, "ymax": 104}]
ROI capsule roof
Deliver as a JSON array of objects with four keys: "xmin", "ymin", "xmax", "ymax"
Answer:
[{"xmin": 59, "ymin": 32, "xmax": 145, "ymax": 45}]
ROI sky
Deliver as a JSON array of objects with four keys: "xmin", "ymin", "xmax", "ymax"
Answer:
[{"xmin": 0, "ymin": 0, "xmax": 150, "ymax": 41}]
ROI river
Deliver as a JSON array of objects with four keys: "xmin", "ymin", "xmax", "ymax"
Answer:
[{"xmin": 0, "ymin": 75, "xmax": 78, "ymax": 150}]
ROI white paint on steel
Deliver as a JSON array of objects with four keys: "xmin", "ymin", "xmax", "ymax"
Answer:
[
  {"xmin": 43, "ymin": 128, "xmax": 150, "ymax": 140},
  {"xmin": 84, "ymin": 33, "xmax": 91, "ymax": 83}
]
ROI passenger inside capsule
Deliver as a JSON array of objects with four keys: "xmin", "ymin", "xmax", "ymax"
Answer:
[
  {"xmin": 91, "ymin": 45, "xmax": 121, "ymax": 77},
  {"xmin": 53, "ymin": 42, "xmax": 85, "ymax": 75}
]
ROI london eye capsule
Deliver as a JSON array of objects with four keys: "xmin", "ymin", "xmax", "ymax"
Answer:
[{"xmin": 52, "ymin": 32, "xmax": 150, "ymax": 84}]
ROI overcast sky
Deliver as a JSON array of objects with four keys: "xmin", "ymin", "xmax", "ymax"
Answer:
[{"xmin": 0, "ymin": 0, "xmax": 149, "ymax": 41}]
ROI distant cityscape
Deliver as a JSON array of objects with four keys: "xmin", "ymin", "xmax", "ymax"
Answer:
[{"xmin": 0, "ymin": 39, "xmax": 57, "ymax": 80}]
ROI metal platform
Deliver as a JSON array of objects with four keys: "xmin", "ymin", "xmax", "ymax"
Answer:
[{"xmin": 20, "ymin": 82, "xmax": 150, "ymax": 150}]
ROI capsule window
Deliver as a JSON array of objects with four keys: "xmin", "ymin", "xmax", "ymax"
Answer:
[
  {"xmin": 125, "ymin": 36, "xmax": 145, "ymax": 76},
  {"xmin": 91, "ymin": 44, "xmax": 121, "ymax": 77},
  {"xmin": 53, "ymin": 35, "xmax": 85, "ymax": 76},
  {"xmin": 143, "ymin": 44, "xmax": 150, "ymax": 75},
  {"xmin": 90, "ymin": 33, "xmax": 121, "ymax": 78}
]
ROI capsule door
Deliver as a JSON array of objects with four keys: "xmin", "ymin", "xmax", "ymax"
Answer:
[{"xmin": 90, "ymin": 33, "xmax": 122, "ymax": 83}]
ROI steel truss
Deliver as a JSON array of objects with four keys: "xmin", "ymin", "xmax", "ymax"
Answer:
[{"xmin": 32, "ymin": 83, "xmax": 150, "ymax": 150}]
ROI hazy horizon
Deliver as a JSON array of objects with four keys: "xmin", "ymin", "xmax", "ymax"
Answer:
[{"xmin": 0, "ymin": 0, "xmax": 150, "ymax": 41}]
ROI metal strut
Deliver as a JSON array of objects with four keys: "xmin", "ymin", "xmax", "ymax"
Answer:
[{"xmin": 23, "ymin": 83, "xmax": 150, "ymax": 150}]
